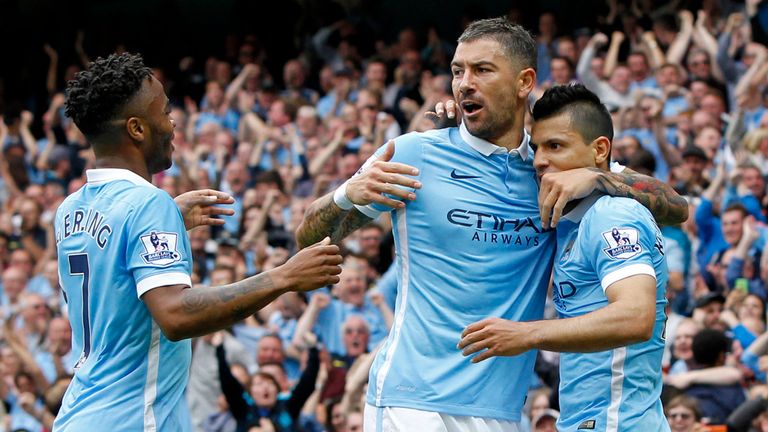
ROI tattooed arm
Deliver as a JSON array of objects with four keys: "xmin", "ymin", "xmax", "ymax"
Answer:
[
  {"xmin": 539, "ymin": 167, "xmax": 688, "ymax": 228},
  {"xmin": 296, "ymin": 140, "xmax": 421, "ymax": 249},
  {"xmin": 295, "ymin": 193, "xmax": 375, "ymax": 248},
  {"xmin": 142, "ymin": 238, "xmax": 342, "ymax": 341}
]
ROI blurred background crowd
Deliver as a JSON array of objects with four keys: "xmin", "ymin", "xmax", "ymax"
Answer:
[{"xmin": 5, "ymin": 0, "xmax": 768, "ymax": 431}]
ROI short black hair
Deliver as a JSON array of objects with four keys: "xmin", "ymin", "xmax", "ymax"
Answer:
[
  {"xmin": 458, "ymin": 17, "xmax": 537, "ymax": 71},
  {"xmin": 692, "ymin": 329, "xmax": 729, "ymax": 367},
  {"xmin": 532, "ymin": 84, "xmax": 614, "ymax": 143},
  {"xmin": 65, "ymin": 52, "xmax": 152, "ymax": 139}
]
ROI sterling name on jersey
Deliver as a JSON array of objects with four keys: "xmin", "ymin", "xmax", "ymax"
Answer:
[
  {"xmin": 360, "ymin": 124, "xmax": 556, "ymax": 421},
  {"xmin": 54, "ymin": 169, "xmax": 193, "ymax": 432},
  {"xmin": 553, "ymin": 194, "xmax": 670, "ymax": 432}
]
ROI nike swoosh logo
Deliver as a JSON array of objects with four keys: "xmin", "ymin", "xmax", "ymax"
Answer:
[{"xmin": 450, "ymin": 169, "xmax": 481, "ymax": 180}]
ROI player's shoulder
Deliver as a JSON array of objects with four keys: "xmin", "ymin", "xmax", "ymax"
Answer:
[
  {"xmin": 106, "ymin": 184, "xmax": 178, "ymax": 226},
  {"xmin": 394, "ymin": 128, "xmax": 454, "ymax": 149},
  {"xmin": 590, "ymin": 195, "xmax": 651, "ymax": 219}
]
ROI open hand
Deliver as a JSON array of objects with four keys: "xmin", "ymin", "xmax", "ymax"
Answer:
[
  {"xmin": 174, "ymin": 189, "xmax": 235, "ymax": 230},
  {"xmin": 458, "ymin": 317, "xmax": 534, "ymax": 363},
  {"xmin": 345, "ymin": 140, "xmax": 421, "ymax": 209}
]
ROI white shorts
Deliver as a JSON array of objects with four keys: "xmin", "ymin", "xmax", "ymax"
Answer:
[{"xmin": 363, "ymin": 403, "xmax": 522, "ymax": 432}]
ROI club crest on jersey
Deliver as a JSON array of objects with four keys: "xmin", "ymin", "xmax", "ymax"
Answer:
[
  {"xmin": 140, "ymin": 231, "xmax": 181, "ymax": 266},
  {"xmin": 601, "ymin": 227, "xmax": 641, "ymax": 259}
]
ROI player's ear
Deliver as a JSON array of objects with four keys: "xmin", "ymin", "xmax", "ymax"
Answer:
[
  {"xmin": 590, "ymin": 136, "xmax": 611, "ymax": 167},
  {"xmin": 126, "ymin": 117, "xmax": 146, "ymax": 142},
  {"xmin": 516, "ymin": 68, "xmax": 536, "ymax": 99},
  {"xmin": 592, "ymin": 136, "xmax": 611, "ymax": 167}
]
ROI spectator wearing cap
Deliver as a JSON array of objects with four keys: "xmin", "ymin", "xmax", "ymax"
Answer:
[
  {"xmin": 676, "ymin": 145, "xmax": 711, "ymax": 196},
  {"xmin": 316, "ymin": 64, "xmax": 356, "ymax": 120},
  {"xmin": 693, "ymin": 292, "xmax": 726, "ymax": 330}
]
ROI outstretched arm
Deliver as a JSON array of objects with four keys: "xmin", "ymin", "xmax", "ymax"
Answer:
[
  {"xmin": 143, "ymin": 239, "xmax": 342, "ymax": 341},
  {"xmin": 539, "ymin": 167, "xmax": 688, "ymax": 228},
  {"xmin": 459, "ymin": 274, "xmax": 657, "ymax": 362}
]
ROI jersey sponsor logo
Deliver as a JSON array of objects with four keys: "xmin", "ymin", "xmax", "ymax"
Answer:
[
  {"xmin": 601, "ymin": 227, "xmax": 641, "ymax": 259},
  {"xmin": 450, "ymin": 169, "xmax": 481, "ymax": 180},
  {"xmin": 577, "ymin": 420, "xmax": 596, "ymax": 429},
  {"xmin": 140, "ymin": 231, "xmax": 181, "ymax": 266},
  {"xmin": 447, "ymin": 210, "xmax": 552, "ymax": 246},
  {"xmin": 447, "ymin": 211, "xmax": 549, "ymax": 233}
]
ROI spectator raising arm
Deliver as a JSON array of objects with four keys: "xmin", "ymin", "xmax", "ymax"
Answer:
[
  {"xmin": 602, "ymin": 31, "xmax": 624, "ymax": 79},
  {"xmin": 43, "ymin": 44, "xmax": 58, "ymax": 96},
  {"xmin": 667, "ymin": 10, "xmax": 695, "ymax": 66}
]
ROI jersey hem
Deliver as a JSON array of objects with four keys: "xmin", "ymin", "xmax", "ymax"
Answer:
[{"xmin": 365, "ymin": 396, "xmax": 522, "ymax": 422}]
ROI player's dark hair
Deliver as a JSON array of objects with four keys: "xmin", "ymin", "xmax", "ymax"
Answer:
[
  {"xmin": 532, "ymin": 84, "xmax": 614, "ymax": 143},
  {"xmin": 65, "ymin": 53, "xmax": 152, "ymax": 139},
  {"xmin": 458, "ymin": 17, "xmax": 537, "ymax": 71}
]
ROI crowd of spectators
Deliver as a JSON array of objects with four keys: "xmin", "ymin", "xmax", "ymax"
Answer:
[{"xmin": 5, "ymin": 0, "xmax": 768, "ymax": 431}]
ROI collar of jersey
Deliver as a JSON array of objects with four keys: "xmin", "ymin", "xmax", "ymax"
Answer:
[
  {"xmin": 561, "ymin": 192, "xmax": 602, "ymax": 223},
  {"xmin": 86, "ymin": 168, "xmax": 156, "ymax": 188},
  {"xmin": 459, "ymin": 122, "xmax": 530, "ymax": 161}
]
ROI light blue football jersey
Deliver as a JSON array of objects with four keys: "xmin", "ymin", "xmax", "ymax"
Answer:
[
  {"xmin": 53, "ymin": 169, "xmax": 193, "ymax": 432},
  {"xmin": 360, "ymin": 124, "xmax": 556, "ymax": 420},
  {"xmin": 553, "ymin": 194, "xmax": 670, "ymax": 432}
]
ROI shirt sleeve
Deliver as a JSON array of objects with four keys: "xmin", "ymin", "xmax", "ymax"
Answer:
[
  {"xmin": 354, "ymin": 132, "xmax": 424, "ymax": 218},
  {"xmin": 125, "ymin": 188, "xmax": 192, "ymax": 298},
  {"xmin": 583, "ymin": 198, "xmax": 660, "ymax": 292}
]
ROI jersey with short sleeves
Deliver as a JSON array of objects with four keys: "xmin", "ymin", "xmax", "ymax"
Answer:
[
  {"xmin": 362, "ymin": 125, "xmax": 556, "ymax": 421},
  {"xmin": 553, "ymin": 195, "xmax": 670, "ymax": 432},
  {"xmin": 53, "ymin": 169, "xmax": 193, "ymax": 432}
]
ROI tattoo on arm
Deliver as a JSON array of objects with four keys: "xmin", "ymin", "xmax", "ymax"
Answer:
[
  {"xmin": 296, "ymin": 194, "xmax": 349, "ymax": 248},
  {"xmin": 297, "ymin": 194, "xmax": 373, "ymax": 247},
  {"xmin": 180, "ymin": 273, "xmax": 277, "ymax": 327},
  {"xmin": 333, "ymin": 210, "xmax": 374, "ymax": 244},
  {"xmin": 592, "ymin": 168, "xmax": 689, "ymax": 225}
]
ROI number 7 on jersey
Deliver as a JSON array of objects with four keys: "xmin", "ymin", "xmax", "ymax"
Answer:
[{"xmin": 68, "ymin": 253, "xmax": 92, "ymax": 369}]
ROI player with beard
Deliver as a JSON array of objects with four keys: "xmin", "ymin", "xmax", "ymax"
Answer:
[
  {"xmin": 297, "ymin": 18, "xmax": 687, "ymax": 432},
  {"xmin": 54, "ymin": 53, "xmax": 343, "ymax": 431}
]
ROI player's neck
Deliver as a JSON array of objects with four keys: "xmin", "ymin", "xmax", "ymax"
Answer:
[
  {"xmin": 94, "ymin": 155, "xmax": 152, "ymax": 182},
  {"xmin": 493, "ymin": 111, "xmax": 525, "ymax": 152}
]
